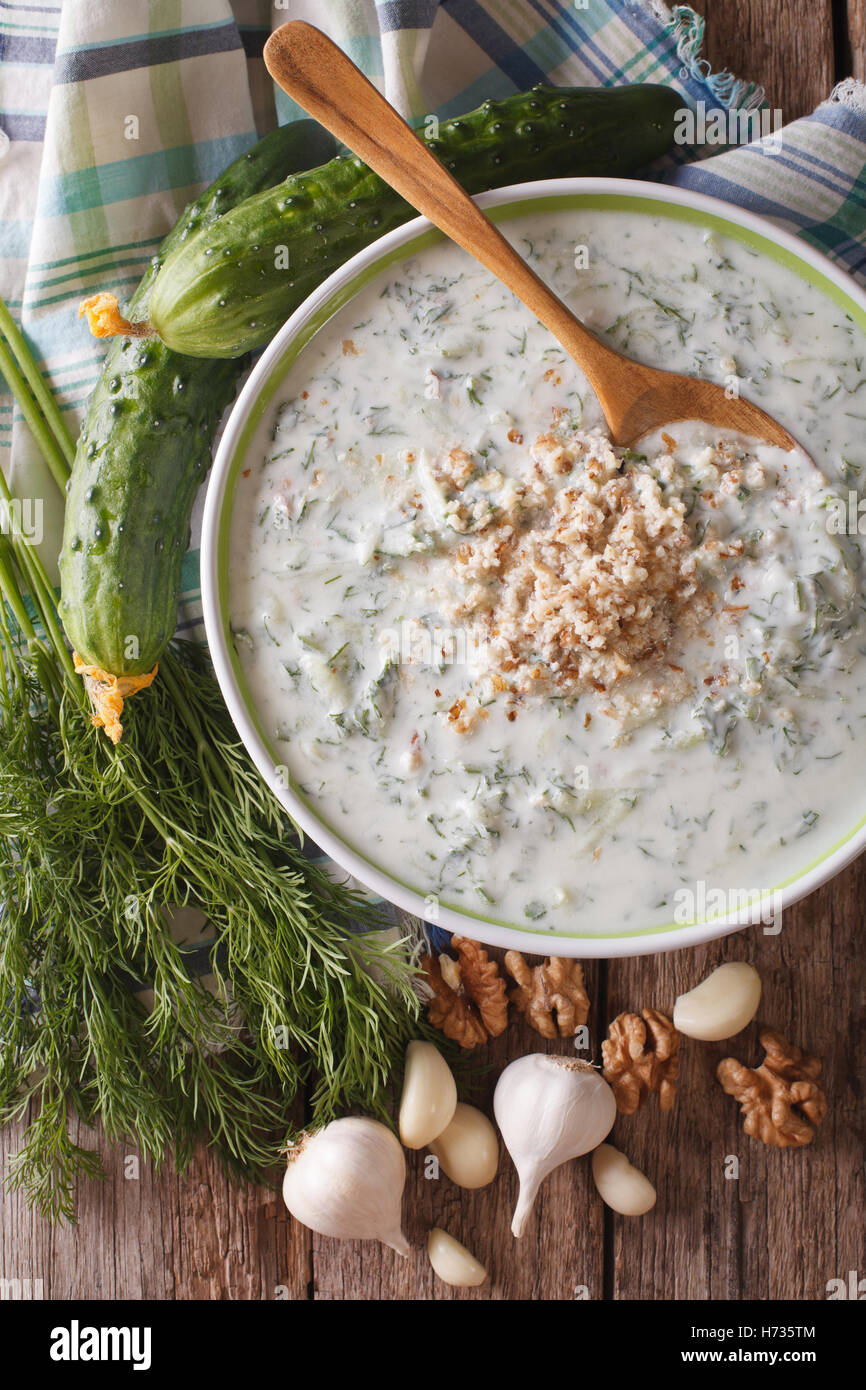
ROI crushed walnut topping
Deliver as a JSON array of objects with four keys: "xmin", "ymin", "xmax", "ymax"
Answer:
[{"xmin": 435, "ymin": 429, "xmax": 718, "ymax": 718}]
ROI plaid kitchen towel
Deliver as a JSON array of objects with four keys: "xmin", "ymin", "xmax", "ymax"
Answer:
[{"xmin": 2, "ymin": 0, "xmax": 866, "ymax": 927}]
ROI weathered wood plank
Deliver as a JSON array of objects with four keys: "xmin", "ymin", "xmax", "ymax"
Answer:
[
  {"xmin": 692, "ymin": 0, "xmax": 835, "ymax": 120},
  {"xmin": 0, "ymin": 1109, "xmax": 311, "ymax": 1301},
  {"xmin": 607, "ymin": 857, "xmax": 866, "ymax": 1301},
  {"xmin": 843, "ymin": 1, "xmax": 866, "ymax": 82}
]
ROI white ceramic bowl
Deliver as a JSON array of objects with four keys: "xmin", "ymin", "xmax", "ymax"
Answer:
[{"xmin": 202, "ymin": 177, "xmax": 866, "ymax": 957}]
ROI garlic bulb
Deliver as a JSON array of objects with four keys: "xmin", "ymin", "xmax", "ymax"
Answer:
[
  {"xmin": 429, "ymin": 1102, "xmax": 499, "ymax": 1189},
  {"xmin": 494, "ymin": 1053, "xmax": 616, "ymax": 1237},
  {"xmin": 591, "ymin": 1143, "xmax": 657, "ymax": 1216},
  {"xmin": 427, "ymin": 1228, "xmax": 487, "ymax": 1287},
  {"xmin": 399, "ymin": 1040, "xmax": 457, "ymax": 1149},
  {"xmin": 282, "ymin": 1117, "xmax": 409, "ymax": 1255},
  {"xmin": 673, "ymin": 961, "xmax": 761, "ymax": 1041}
]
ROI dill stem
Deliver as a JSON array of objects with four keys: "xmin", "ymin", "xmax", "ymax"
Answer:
[
  {"xmin": 160, "ymin": 653, "xmax": 235, "ymax": 803},
  {"xmin": 114, "ymin": 772, "xmax": 196, "ymax": 850},
  {"xmin": 0, "ymin": 297, "xmax": 75, "ymax": 471},
  {"xmin": 0, "ymin": 337, "xmax": 70, "ymax": 495},
  {"xmin": 0, "ymin": 540, "xmax": 37, "ymax": 639},
  {"xmin": 12, "ymin": 544, "xmax": 73, "ymax": 682},
  {"xmin": 0, "ymin": 300, "xmax": 78, "ymax": 685},
  {"xmin": 0, "ymin": 470, "xmax": 78, "ymax": 688}
]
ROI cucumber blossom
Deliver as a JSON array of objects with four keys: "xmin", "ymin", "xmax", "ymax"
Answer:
[{"xmin": 146, "ymin": 84, "xmax": 682, "ymax": 358}]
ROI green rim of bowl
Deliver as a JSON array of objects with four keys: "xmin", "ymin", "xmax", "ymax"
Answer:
[{"xmin": 215, "ymin": 190, "xmax": 866, "ymax": 942}]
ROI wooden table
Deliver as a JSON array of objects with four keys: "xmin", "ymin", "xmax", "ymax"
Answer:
[{"xmin": 2, "ymin": 2, "xmax": 864, "ymax": 1302}]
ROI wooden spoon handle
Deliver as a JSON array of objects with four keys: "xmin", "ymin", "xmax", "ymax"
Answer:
[{"xmin": 263, "ymin": 21, "xmax": 613, "ymax": 378}]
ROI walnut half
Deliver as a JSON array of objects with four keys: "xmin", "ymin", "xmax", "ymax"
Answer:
[
  {"xmin": 602, "ymin": 1009, "xmax": 680, "ymax": 1114},
  {"xmin": 422, "ymin": 936, "xmax": 507, "ymax": 1049},
  {"xmin": 504, "ymin": 952, "xmax": 589, "ymax": 1039},
  {"xmin": 717, "ymin": 1027, "xmax": 827, "ymax": 1148}
]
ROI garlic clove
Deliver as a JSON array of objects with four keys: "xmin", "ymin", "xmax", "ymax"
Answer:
[
  {"xmin": 427, "ymin": 1227, "xmax": 488, "ymax": 1287},
  {"xmin": 282, "ymin": 1116, "xmax": 409, "ymax": 1256},
  {"xmin": 494, "ymin": 1053, "xmax": 616, "ymax": 1238},
  {"xmin": 428, "ymin": 1102, "xmax": 499, "ymax": 1189},
  {"xmin": 591, "ymin": 1143, "xmax": 657, "ymax": 1216},
  {"xmin": 398, "ymin": 1040, "xmax": 457, "ymax": 1149},
  {"xmin": 673, "ymin": 961, "xmax": 761, "ymax": 1041}
]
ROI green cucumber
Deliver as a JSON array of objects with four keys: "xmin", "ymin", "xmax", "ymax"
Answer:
[
  {"xmin": 146, "ymin": 84, "xmax": 681, "ymax": 358},
  {"xmin": 60, "ymin": 120, "xmax": 339, "ymax": 677}
]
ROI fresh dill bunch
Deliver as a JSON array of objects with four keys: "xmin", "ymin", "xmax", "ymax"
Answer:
[
  {"xmin": 0, "ymin": 607, "xmax": 429, "ymax": 1222},
  {"xmin": 0, "ymin": 305, "xmax": 437, "ymax": 1225}
]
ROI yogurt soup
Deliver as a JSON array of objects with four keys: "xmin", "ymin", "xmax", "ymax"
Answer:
[{"xmin": 227, "ymin": 208, "xmax": 866, "ymax": 936}]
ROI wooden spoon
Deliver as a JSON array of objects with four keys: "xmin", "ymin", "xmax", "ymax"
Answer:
[{"xmin": 264, "ymin": 21, "xmax": 799, "ymax": 452}]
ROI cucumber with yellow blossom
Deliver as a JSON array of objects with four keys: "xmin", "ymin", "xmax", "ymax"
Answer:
[
  {"xmin": 69, "ymin": 84, "xmax": 681, "ymax": 740},
  {"xmin": 61, "ymin": 120, "xmax": 338, "ymax": 741}
]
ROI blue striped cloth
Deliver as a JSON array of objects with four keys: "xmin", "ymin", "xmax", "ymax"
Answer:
[{"xmin": 2, "ymin": 0, "xmax": 866, "ymax": 944}]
